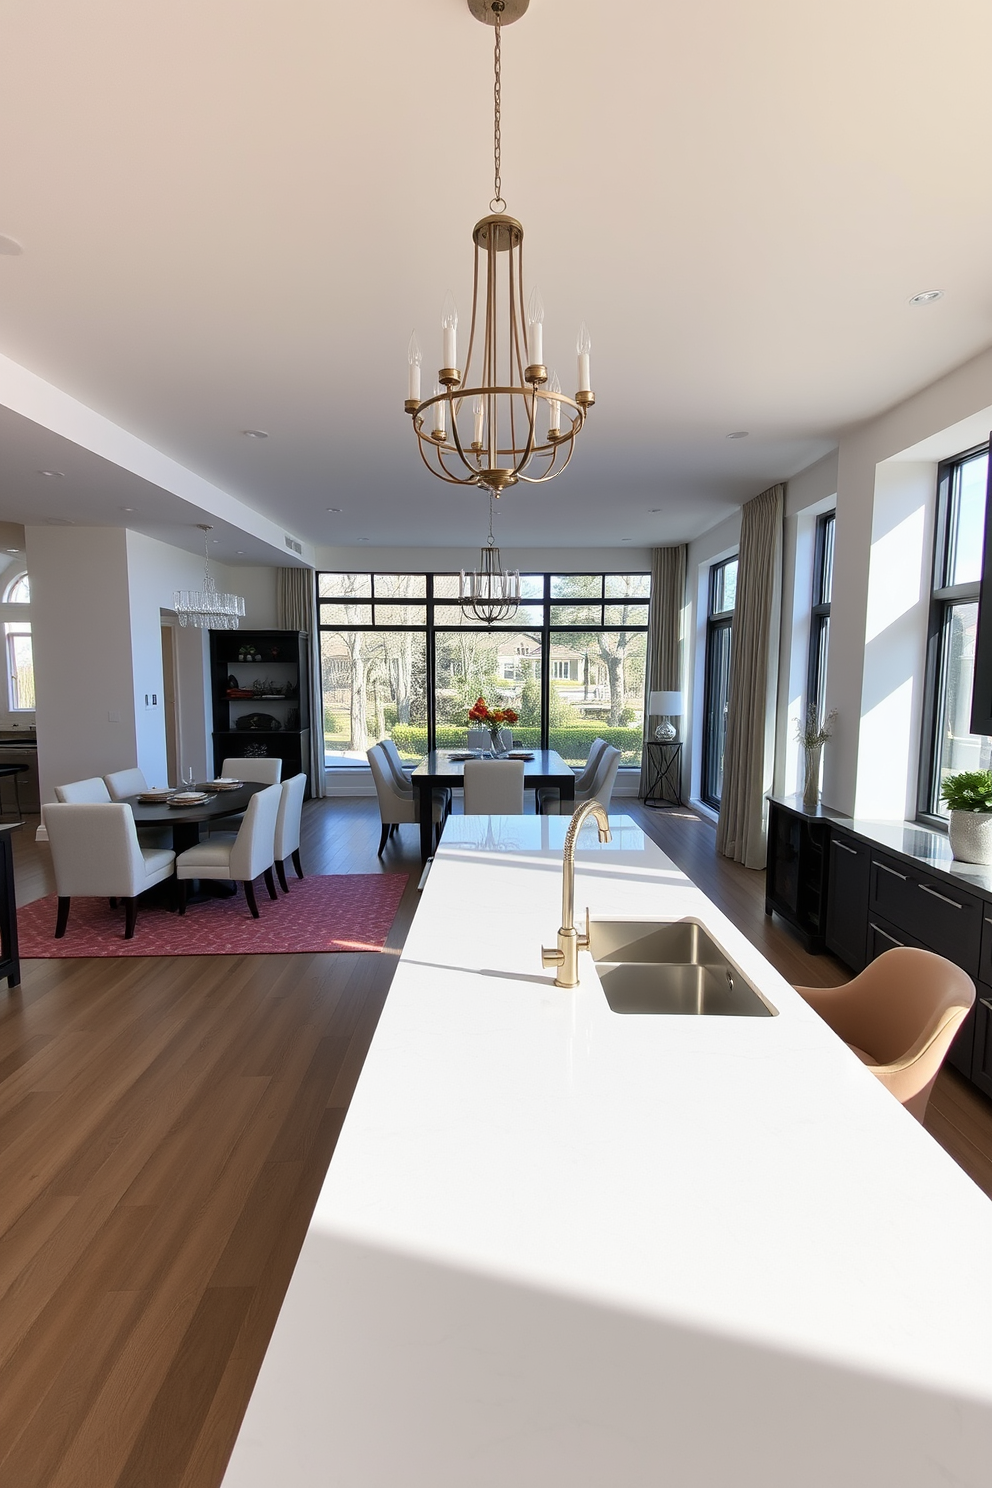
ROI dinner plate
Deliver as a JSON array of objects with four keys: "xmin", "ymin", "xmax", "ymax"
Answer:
[
  {"xmin": 447, "ymin": 752, "xmax": 480, "ymax": 761},
  {"xmin": 168, "ymin": 792, "xmax": 214, "ymax": 807},
  {"xmin": 506, "ymin": 751, "xmax": 535, "ymax": 760},
  {"xmin": 137, "ymin": 789, "xmax": 174, "ymax": 801},
  {"xmin": 205, "ymin": 779, "xmax": 244, "ymax": 790}
]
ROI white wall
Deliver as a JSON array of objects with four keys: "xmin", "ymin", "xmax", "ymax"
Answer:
[
  {"xmin": 823, "ymin": 344, "xmax": 992, "ymax": 815},
  {"xmin": 27, "ymin": 523, "xmax": 282, "ymax": 799},
  {"xmin": 27, "ymin": 525, "xmax": 138, "ymax": 802}
]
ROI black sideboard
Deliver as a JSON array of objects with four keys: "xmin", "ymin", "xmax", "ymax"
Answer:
[{"xmin": 766, "ymin": 794, "xmax": 992, "ymax": 1097}]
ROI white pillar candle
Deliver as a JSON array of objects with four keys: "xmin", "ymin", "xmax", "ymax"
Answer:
[
  {"xmin": 407, "ymin": 332, "xmax": 422, "ymax": 401},
  {"xmin": 548, "ymin": 370, "xmax": 561, "ymax": 432},
  {"xmin": 473, "ymin": 396, "xmax": 485, "ymax": 445},
  {"xmin": 576, "ymin": 322, "xmax": 592, "ymax": 392},
  {"xmin": 433, "ymin": 383, "xmax": 446, "ymax": 438},
  {"xmin": 441, "ymin": 293, "xmax": 458, "ymax": 370},
  {"xmin": 527, "ymin": 286, "xmax": 544, "ymax": 366}
]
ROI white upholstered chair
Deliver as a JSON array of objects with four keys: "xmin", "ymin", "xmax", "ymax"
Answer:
[
  {"xmin": 220, "ymin": 757, "xmax": 283, "ymax": 785},
  {"xmin": 467, "ymin": 727, "xmax": 513, "ymax": 752},
  {"xmin": 175, "ymin": 782, "xmax": 282, "ymax": 918},
  {"xmin": 368, "ymin": 745, "xmax": 447, "ymax": 856},
  {"xmin": 574, "ymin": 738, "xmax": 608, "ymax": 792},
  {"xmin": 104, "ymin": 767, "xmax": 149, "ymax": 800},
  {"xmin": 462, "ymin": 759, "xmax": 525, "ymax": 815},
  {"xmin": 379, "ymin": 738, "xmax": 414, "ymax": 790},
  {"xmin": 538, "ymin": 743, "xmax": 621, "ymax": 815},
  {"xmin": 273, "ymin": 772, "xmax": 307, "ymax": 891},
  {"xmin": 45, "ymin": 802, "xmax": 176, "ymax": 940},
  {"xmin": 55, "ymin": 777, "xmax": 112, "ymax": 804}
]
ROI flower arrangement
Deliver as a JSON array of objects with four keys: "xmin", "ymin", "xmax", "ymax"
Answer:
[
  {"xmin": 794, "ymin": 703, "xmax": 837, "ymax": 752},
  {"xmin": 794, "ymin": 704, "xmax": 836, "ymax": 809},
  {"xmin": 468, "ymin": 696, "xmax": 519, "ymax": 754},
  {"xmin": 940, "ymin": 770, "xmax": 992, "ymax": 813}
]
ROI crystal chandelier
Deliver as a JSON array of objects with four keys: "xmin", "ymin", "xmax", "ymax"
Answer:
[
  {"xmin": 405, "ymin": 0, "xmax": 594, "ymax": 499},
  {"xmin": 174, "ymin": 525, "xmax": 246, "ymax": 630},
  {"xmin": 461, "ymin": 493, "xmax": 521, "ymax": 623}
]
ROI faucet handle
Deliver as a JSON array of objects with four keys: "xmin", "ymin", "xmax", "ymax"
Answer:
[
  {"xmin": 542, "ymin": 943, "xmax": 565, "ymax": 970},
  {"xmin": 577, "ymin": 907, "xmax": 590, "ymax": 949}
]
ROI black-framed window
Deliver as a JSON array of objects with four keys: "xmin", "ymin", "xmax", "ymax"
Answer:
[
  {"xmin": 702, "ymin": 556, "xmax": 737, "ymax": 808},
  {"xmin": 806, "ymin": 512, "xmax": 834, "ymax": 722},
  {"xmin": 317, "ymin": 570, "xmax": 650, "ymax": 769},
  {"xmin": 919, "ymin": 444, "xmax": 991, "ymax": 821}
]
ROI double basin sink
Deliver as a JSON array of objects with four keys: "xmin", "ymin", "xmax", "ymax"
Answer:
[{"xmin": 587, "ymin": 918, "xmax": 777, "ymax": 1017}]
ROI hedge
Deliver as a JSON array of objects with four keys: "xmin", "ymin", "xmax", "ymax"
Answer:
[{"xmin": 390, "ymin": 723, "xmax": 643, "ymax": 764}]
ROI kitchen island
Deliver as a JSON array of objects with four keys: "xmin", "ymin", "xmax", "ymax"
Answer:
[{"xmin": 223, "ymin": 815, "xmax": 992, "ymax": 1487}]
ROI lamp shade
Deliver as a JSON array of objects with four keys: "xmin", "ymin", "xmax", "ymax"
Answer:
[{"xmin": 649, "ymin": 690, "xmax": 683, "ymax": 716}]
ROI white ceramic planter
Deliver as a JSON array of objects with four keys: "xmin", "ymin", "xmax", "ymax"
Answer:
[{"xmin": 948, "ymin": 809, "xmax": 992, "ymax": 865}]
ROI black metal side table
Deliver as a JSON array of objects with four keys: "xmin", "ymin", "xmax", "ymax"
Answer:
[{"xmin": 643, "ymin": 741, "xmax": 683, "ymax": 808}]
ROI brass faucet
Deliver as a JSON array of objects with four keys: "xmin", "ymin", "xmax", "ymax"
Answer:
[{"xmin": 541, "ymin": 798, "xmax": 612, "ymax": 988}]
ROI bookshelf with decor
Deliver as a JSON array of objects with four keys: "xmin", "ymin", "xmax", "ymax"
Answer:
[{"xmin": 209, "ymin": 629, "xmax": 311, "ymax": 791}]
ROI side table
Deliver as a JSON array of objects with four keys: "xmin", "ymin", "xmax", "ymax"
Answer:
[{"xmin": 643, "ymin": 740, "xmax": 683, "ymax": 808}]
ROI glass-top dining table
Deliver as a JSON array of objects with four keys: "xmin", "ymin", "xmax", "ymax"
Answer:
[{"xmin": 409, "ymin": 749, "xmax": 576, "ymax": 862}]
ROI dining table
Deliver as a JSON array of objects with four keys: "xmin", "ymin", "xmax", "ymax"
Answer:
[
  {"xmin": 124, "ymin": 781, "xmax": 267, "ymax": 855},
  {"xmin": 410, "ymin": 749, "xmax": 576, "ymax": 862}
]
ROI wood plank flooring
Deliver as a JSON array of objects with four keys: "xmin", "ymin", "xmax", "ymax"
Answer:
[{"xmin": 1, "ymin": 796, "xmax": 991, "ymax": 1488}]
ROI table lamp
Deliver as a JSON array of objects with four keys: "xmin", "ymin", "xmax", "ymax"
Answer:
[{"xmin": 649, "ymin": 690, "xmax": 683, "ymax": 743}]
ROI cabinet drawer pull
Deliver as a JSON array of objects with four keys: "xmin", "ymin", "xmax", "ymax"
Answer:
[
  {"xmin": 874, "ymin": 861, "xmax": 907, "ymax": 881},
  {"xmin": 918, "ymin": 883, "xmax": 963, "ymax": 909},
  {"xmin": 834, "ymin": 840, "xmax": 858, "ymax": 855},
  {"xmin": 980, "ymin": 999, "xmax": 992, "ymax": 1014},
  {"xmin": 984, "ymin": 917, "xmax": 992, "ymax": 927},
  {"xmin": 870, "ymin": 922, "xmax": 905, "ymax": 948}
]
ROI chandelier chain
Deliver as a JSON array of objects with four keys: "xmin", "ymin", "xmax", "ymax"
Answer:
[{"xmin": 491, "ymin": 3, "xmax": 504, "ymax": 212}]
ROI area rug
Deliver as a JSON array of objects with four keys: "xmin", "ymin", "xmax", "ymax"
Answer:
[{"xmin": 17, "ymin": 873, "xmax": 408, "ymax": 958}]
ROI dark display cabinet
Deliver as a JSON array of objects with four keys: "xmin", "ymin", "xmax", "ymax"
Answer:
[
  {"xmin": 764, "ymin": 796, "xmax": 833, "ymax": 952},
  {"xmin": 209, "ymin": 630, "xmax": 311, "ymax": 791}
]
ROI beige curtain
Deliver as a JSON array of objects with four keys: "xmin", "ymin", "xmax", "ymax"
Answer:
[
  {"xmin": 639, "ymin": 545, "xmax": 687, "ymax": 796},
  {"xmin": 276, "ymin": 567, "xmax": 326, "ymax": 798},
  {"xmin": 715, "ymin": 485, "xmax": 783, "ymax": 868}
]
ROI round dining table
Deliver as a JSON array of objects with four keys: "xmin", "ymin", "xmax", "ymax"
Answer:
[{"xmin": 124, "ymin": 781, "xmax": 266, "ymax": 855}]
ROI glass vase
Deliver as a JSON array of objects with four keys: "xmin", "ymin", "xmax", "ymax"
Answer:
[
  {"xmin": 802, "ymin": 743, "xmax": 822, "ymax": 810},
  {"xmin": 488, "ymin": 727, "xmax": 504, "ymax": 757}
]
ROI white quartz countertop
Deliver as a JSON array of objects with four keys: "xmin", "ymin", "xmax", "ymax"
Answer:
[{"xmin": 224, "ymin": 816, "xmax": 992, "ymax": 1488}]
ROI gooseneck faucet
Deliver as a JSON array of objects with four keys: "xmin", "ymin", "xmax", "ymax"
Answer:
[{"xmin": 542, "ymin": 798, "xmax": 612, "ymax": 988}]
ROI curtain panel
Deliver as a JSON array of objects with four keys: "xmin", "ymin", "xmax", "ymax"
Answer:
[
  {"xmin": 639, "ymin": 545, "xmax": 687, "ymax": 795},
  {"xmin": 715, "ymin": 484, "xmax": 783, "ymax": 869},
  {"xmin": 276, "ymin": 567, "xmax": 326, "ymax": 798}
]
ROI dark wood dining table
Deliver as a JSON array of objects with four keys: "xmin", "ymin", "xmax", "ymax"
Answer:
[
  {"xmin": 125, "ymin": 781, "xmax": 267, "ymax": 855},
  {"xmin": 410, "ymin": 749, "xmax": 576, "ymax": 863}
]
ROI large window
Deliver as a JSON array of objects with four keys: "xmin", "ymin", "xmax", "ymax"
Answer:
[
  {"xmin": 2, "ymin": 570, "xmax": 34, "ymax": 712},
  {"xmin": 702, "ymin": 556, "xmax": 737, "ymax": 808},
  {"xmin": 920, "ymin": 445, "xmax": 990, "ymax": 820},
  {"xmin": 317, "ymin": 570, "xmax": 650, "ymax": 768},
  {"xmin": 807, "ymin": 511, "xmax": 834, "ymax": 722}
]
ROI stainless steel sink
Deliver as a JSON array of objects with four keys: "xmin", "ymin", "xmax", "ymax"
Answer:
[{"xmin": 588, "ymin": 918, "xmax": 777, "ymax": 1016}]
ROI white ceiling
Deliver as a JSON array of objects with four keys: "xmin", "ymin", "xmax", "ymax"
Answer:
[{"xmin": 0, "ymin": 0, "xmax": 990, "ymax": 553}]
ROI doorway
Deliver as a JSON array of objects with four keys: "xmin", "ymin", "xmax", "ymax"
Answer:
[{"xmin": 160, "ymin": 619, "xmax": 180, "ymax": 787}]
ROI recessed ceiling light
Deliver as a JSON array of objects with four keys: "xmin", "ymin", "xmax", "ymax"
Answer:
[
  {"xmin": 242, "ymin": 428, "xmax": 269, "ymax": 439},
  {"xmin": 38, "ymin": 469, "xmax": 64, "ymax": 477},
  {"xmin": 358, "ymin": 537, "xmax": 370, "ymax": 543},
  {"xmin": 122, "ymin": 507, "xmax": 134, "ymax": 513},
  {"xmin": 327, "ymin": 507, "xmax": 342, "ymax": 513},
  {"xmin": 0, "ymin": 235, "xmax": 23, "ymax": 256},
  {"xmin": 5, "ymin": 548, "xmax": 19, "ymax": 555},
  {"xmin": 649, "ymin": 508, "xmax": 662, "ymax": 514},
  {"xmin": 726, "ymin": 431, "xmax": 749, "ymax": 440},
  {"xmin": 621, "ymin": 537, "xmax": 632, "ymax": 542},
  {"xmin": 909, "ymin": 290, "xmax": 943, "ymax": 305},
  {"xmin": 236, "ymin": 550, "xmax": 245, "ymax": 555}
]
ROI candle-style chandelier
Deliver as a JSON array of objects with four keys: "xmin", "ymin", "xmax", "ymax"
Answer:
[
  {"xmin": 405, "ymin": 0, "xmax": 594, "ymax": 498},
  {"xmin": 460, "ymin": 493, "xmax": 521, "ymax": 623}
]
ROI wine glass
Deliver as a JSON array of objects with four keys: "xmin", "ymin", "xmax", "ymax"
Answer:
[{"xmin": 183, "ymin": 766, "xmax": 195, "ymax": 790}]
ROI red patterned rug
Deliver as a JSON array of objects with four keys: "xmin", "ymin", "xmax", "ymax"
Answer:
[{"xmin": 17, "ymin": 873, "xmax": 408, "ymax": 958}]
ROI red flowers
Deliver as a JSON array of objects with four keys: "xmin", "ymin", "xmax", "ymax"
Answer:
[{"xmin": 468, "ymin": 696, "xmax": 519, "ymax": 727}]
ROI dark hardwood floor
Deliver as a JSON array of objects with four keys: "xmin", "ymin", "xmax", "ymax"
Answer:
[{"xmin": 1, "ymin": 795, "xmax": 991, "ymax": 1488}]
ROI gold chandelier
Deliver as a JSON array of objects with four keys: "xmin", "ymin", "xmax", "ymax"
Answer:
[{"xmin": 405, "ymin": 0, "xmax": 594, "ymax": 499}]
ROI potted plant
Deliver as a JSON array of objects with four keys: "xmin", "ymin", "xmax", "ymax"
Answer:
[
  {"xmin": 795, "ymin": 704, "xmax": 837, "ymax": 810},
  {"xmin": 940, "ymin": 770, "xmax": 992, "ymax": 864},
  {"xmin": 467, "ymin": 696, "xmax": 519, "ymax": 756}
]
